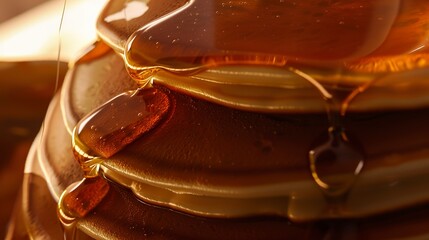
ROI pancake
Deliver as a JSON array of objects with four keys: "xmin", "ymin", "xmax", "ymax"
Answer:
[{"xmin": 9, "ymin": 0, "xmax": 429, "ymax": 239}]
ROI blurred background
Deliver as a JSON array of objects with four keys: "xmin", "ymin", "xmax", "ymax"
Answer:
[
  {"xmin": 0, "ymin": 0, "xmax": 105, "ymax": 237},
  {"xmin": 0, "ymin": 0, "xmax": 55, "ymax": 238},
  {"xmin": 0, "ymin": 0, "xmax": 48, "ymax": 23}
]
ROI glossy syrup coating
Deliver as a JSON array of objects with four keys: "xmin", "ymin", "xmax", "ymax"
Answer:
[
  {"xmin": 73, "ymin": 87, "xmax": 171, "ymax": 172},
  {"xmin": 15, "ymin": 0, "xmax": 429, "ymax": 239},
  {"xmin": 16, "ymin": 165, "xmax": 429, "ymax": 239},
  {"xmin": 49, "ymin": 42, "xmax": 429, "ymax": 237},
  {"xmin": 95, "ymin": 0, "xmax": 429, "ymax": 115},
  {"xmin": 98, "ymin": 0, "xmax": 429, "ymax": 73}
]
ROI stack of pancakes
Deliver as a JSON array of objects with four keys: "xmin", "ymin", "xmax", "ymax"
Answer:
[{"xmin": 11, "ymin": 0, "xmax": 429, "ymax": 239}]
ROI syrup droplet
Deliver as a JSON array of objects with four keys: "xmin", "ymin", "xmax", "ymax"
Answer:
[
  {"xmin": 58, "ymin": 177, "xmax": 110, "ymax": 239},
  {"xmin": 59, "ymin": 177, "xmax": 110, "ymax": 218},
  {"xmin": 297, "ymin": 69, "xmax": 365, "ymax": 200},
  {"xmin": 309, "ymin": 127, "xmax": 364, "ymax": 197},
  {"xmin": 72, "ymin": 87, "xmax": 170, "ymax": 176},
  {"xmin": 288, "ymin": 65, "xmax": 365, "ymax": 199}
]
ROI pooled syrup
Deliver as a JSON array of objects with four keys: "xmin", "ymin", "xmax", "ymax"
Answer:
[
  {"xmin": 124, "ymin": 0, "xmax": 429, "ymax": 79},
  {"xmin": 121, "ymin": 0, "xmax": 429, "ymax": 212},
  {"xmin": 58, "ymin": 0, "xmax": 429, "ymax": 237},
  {"xmin": 58, "ymin": 86, "xmax": 170, "ymax": 236}
]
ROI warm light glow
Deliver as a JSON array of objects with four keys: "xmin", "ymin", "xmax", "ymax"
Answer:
[
  {"xmin": 104, "ymin": 0, "xmax": 148, "ymax": 23},
  {"xmin": 0, "ymin": 0, "xmax": 107, "ymax": 62}
]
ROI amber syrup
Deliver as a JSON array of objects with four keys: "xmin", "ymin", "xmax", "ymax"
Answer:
[
  {"xmin": 309, "ymin": 103, "xmax": 364, "ymax": 214},
  {"xmin": 124, "ymin": 0, "xmax": 429, "ymax": 217},
  {"xmin": 58, "ymin": 69, "xmax": 170, "ymax": 239},
  {"xmin": 56, "ymin": 0, "xmax": 429, "ymax": 236},
  {"xmin": 288, "ymin": 66, "xmax": 366, "ymax": 214}
]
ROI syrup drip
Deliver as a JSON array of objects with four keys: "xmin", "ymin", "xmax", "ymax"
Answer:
[
  {"xmin": 55, "ymin": 0, "xmax": 429, "ymax": 237},
  {"xmin": 308, "ymin": 100, "xmax": 365, "ymax": 214},
  {"xmin": 309, "ymin": 126, "xmax": 364, "ymax": 197},
  {"xmin": 58, "ymin": 177, "xmax": 110, "ymax": 239},
  {"xmin": 59, "ymin": 87, "xmax": 170, "ymax": 238},
  {"xmin": 290, "ymin": 67, "xmax": 365, "ymax": 209},
  {"xmin": 315, "ymin": 86, "xmax": 367, "ymax": 213},
  {"xmin": 288, "ymin": 65, "xmax": 365, "ymax": 200},
  {"xmin": 72, "ymin": 87, "xmax": 170, "ymax": 177}
]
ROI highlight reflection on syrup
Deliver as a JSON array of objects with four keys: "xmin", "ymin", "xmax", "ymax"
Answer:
[
  {"xmin": 117, "ymin": 0, "xmax": 429, "ymax": 114},
  {"xmin": 58, "ymin": 177, "xmax": 109, "ymax": 239},
  {"xmin": 124, "ymin": 0, "xmax": 429, "ymax": 78},
  {"xmin": 55, "ymin": 0, "xmax": 429, "ymax": 237},
  {"xmin": 59, "ymin": 86, "xmax": 170, "ymax": 233},
  {"xmin": 72, "ymin": 87, "xmax": 170, "ymax": 177},
  {"xmin": 309, "ymin": 127, "xmax": 364, "ymax": 197}
]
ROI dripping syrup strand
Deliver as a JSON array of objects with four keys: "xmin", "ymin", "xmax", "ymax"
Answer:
[
  {"xmin": 340, "ymin": 78, "xmax": 376, "ymax": 117},
  {"xmin": 53, "ymin": 2, "xmax": 81, "ymax": 239},
  {"xmin": 58, "ymin": 177, "xmax": 110, "ymax": 240},
  {"xmin": 39, "ymin": 0, "xmax": 67, "ymax": 136},
  {"xmin": 58, "ymin": 182, "xmax": 78, "ymax": 240},
  {"xmin": 58, "ymin": 86, "xmax": 171, "ymax": 238},
  {"xmin": 288, "ymin": 67, "xmax": 333, "ymax": 101},
  {"xmin": 36, "ymin": 0, "xmax": 68, "ymax": 204},
  {"xmin": 289, "ymin": 66, "xmax": 366, "ymax": 201},
  {"xmin": 55, "ymin": 0, "xmax": 67, "ymax": 94}
]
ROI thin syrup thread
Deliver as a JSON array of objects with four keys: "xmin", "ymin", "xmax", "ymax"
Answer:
[
  {"xmin": 288, "ymin": 67, "xmax": 333, "ymax": 100},
  {"xmin": 340, "ymin": 80, "xmax": 373, "ymax": 116},
  {"xmin": 55, "ymin": 0, "xmax": 67, "ymax": 94},
  {"xmin": 36, "ymin": 0, "xmax": 68, "ymax": 203},
  {"xmin": 339, "ymin": 72, "xmax": 390, "ymax": 117},
  {"xmin": 40, "ymin": 0, "xmax": 67, "ymax": 140},
  {"xmin": 290, "ymin": 66, "xmax": 367, "ymax": 197}
]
